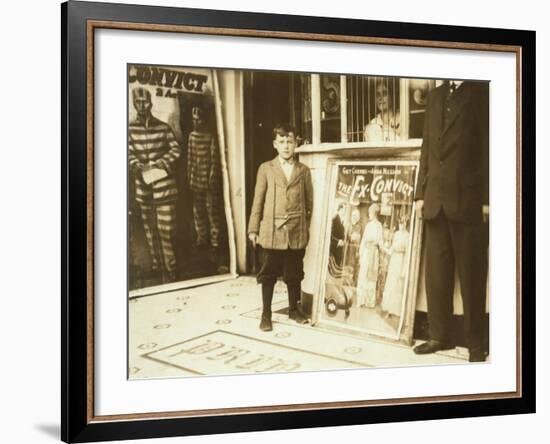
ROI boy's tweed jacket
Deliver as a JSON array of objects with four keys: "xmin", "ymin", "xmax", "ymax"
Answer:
[{"xmin": 248, "ymin": 157, "xmax": 313, "ymax": 250}]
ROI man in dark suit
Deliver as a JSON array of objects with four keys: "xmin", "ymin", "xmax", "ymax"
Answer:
[
  {"xmin": 330, "ymin": 203, "xmax": 347, "ymax": 267},
  {"xmin": 413, "ymin": 80, "xmax": 489, "ymax": 362}
]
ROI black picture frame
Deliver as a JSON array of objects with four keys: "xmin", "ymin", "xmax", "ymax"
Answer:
[{"xmin": 62, "ymin": 1, "xmax": 536, "ymax": 442}]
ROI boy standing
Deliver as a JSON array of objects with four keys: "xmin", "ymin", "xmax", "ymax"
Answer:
[{"xmin": 248, "ymin": 125, "xmax": 314, "ymax": 331}]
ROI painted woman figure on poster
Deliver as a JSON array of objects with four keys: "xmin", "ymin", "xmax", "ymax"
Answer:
[
  {"xmin": 364, "ymin": 79, "xmax": 401, "ymax": 142},
  {"xmin": 381, "ymin": 216, "xmax": 410, "ymax": 318},
  {"xmin": 356, "ymin": 203, "xmax": 384, "ymax": 308}
]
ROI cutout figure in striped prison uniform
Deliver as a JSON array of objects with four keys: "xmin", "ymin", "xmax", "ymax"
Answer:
[
  {"xmin": 187, "ymin": 105, "xmax": 221, "ymax": 248},
  {"xmin": 129, "ymin": 88, "xmax": 181, "ymax": 281}
]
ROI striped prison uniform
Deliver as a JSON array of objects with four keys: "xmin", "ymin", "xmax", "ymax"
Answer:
[
  {"xmin": 187, "ymin": 130, "xmax": 222, "ymax": 247},
  {"xmin": 129, "ymin": 116, "xmax": 181, "ymax": 276}
]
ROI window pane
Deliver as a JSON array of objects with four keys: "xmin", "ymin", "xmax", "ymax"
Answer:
[
  {"xmin": 408, "ymin": 78, "xmax": 434, "ymax": 138},
  {"xmin": 289, "ymin": 74, "xmax": 312, "ymax": 146},
  {"xmin": 320, "ymin": 74, "xmax": 341, "ymax": 143}
]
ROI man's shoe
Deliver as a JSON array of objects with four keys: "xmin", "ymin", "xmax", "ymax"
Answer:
[
  {"xmin": 289, "ymin": 310, "xmax": 309, "ymax": 325},
  {"xmin": 259, "ymin": 316, "xmax": 273, "ymax": 332},
  {"xmin": 413, "ymin": 340, "xmax": 454, "ymax": 355},
  {"xmin": 469, "ymin": 349, "xmax": 487, "ymax": 362}
]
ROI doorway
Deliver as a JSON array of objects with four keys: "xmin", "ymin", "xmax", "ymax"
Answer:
[{"xmin": 243, "ymin": 70, "xmax": 293, "ymax": 272}]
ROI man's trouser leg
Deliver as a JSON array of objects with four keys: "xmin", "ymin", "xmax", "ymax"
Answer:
[
  {"xmin": 448, "ymin": 217, "xmax": 488, "ymax": 353},
  {"xmin": 156, "ymin": 203, "xmax": 177, "ymax": 277},
  {"xmin": 140, "ymin": 203, "xmax": 160, "ymax": 271},
  {"xmin": 206, "ymin": 190, "xmax": 222, "ymax": 247},
  {"xmin": 192, "ymin": 191, "xmax": 209, "ymax": 245},
  {"xmin": 425, "ymin": 210, "xmax": 455, "ymax": 344},
  {"xmin": 139, "ymin": 202, "xmax": 177, "ymax": 278}
]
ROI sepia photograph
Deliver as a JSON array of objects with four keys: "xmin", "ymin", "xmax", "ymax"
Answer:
[
  {"xmin": 128, "ymin": 65, "xmax": 490, "ymax": 379},
  {"xmin": 59, "ymin": 1, "xmax": 535, "ymax": 441}
]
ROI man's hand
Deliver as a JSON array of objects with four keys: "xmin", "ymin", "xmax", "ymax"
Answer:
[
  {"xmin": 337, "ymin": 239, "xmax": 344, "ymax": 248},
  {"xmin": 153, "ymin": 159, "xmax": 168, "ymax": 171},
  {"xmin": 416, "ymin": 200, "xmax": 424, "ymax": 219},
  {"xmin": 132, "ymin": 162, "xmax": 145, "ymax": 182},
  {"xmin": 482, "ymin": 205, "xmax": 489, "ymax": 223},
  {"xmin": 248, "ymin": 233, "xmax": 258, "ymax": 248},
  {"xmin": 132, "ymin": 162, "xmax": 144, "ymax": 175}
]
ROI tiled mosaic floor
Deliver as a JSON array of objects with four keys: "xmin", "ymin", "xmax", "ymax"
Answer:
[{"xmin": 129, "ymin": 277, "xmax": 468, "ymax": 379}]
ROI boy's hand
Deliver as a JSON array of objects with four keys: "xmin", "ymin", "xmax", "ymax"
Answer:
[{"xmin": 248, "ymin": 233, "xmax": 258, "ymax": 247}]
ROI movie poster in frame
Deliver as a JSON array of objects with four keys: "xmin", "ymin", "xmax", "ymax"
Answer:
[{"xmin": 313, "ymin": 159, "xmax": 422, "ymax": 344}]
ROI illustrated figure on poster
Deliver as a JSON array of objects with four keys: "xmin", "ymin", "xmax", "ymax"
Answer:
[
  {"xmin": 381, "ymin": 215, "xmax": 410, "ymax": 319},
  {"xmin": 128, "ymin": 87, "xmax": 181, "ymax": 282},
  {"xmin": 330, "ymin": 202, "xmax": 347, "ymax": 268},
  {"xmin": 376, "ymin": 221, "xmax": 393, "ymax": 305},
  {"xmin": 344, "ymin": 207, "xmax": 363, "ymax": 286},
  {"xmin": 364, "ymin": 80, "xmax": 401, "ymax": 142},
  {"xmin": 413, "ymin": 80, "xmax": 489, "ymax": 362},
  {"xmin": 356, "ymin": 203, "xmax": 384, "ymax": 308},
  {"xmin": 248, "ymin": 124, "xmax": 314, "ymax": 332},
  {"xmin": 187, "ymin": 105, "xmax": 222, "ymax": 250}
]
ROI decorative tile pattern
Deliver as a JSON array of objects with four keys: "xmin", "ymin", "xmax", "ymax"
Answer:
[
  {"xmin": 166, "ymin": 308, "xmax": 182, "ymax": 314},
  {"xmin": 153, "ymin": 324, "xmax": 171, "ymax": 330},
  {"xmin": 138, "ymin": 343, "xmax": 158, "ymax": 350},
  {"xmin": 344, "ymin": 346, "xmax": 362, "ymax": 355}
]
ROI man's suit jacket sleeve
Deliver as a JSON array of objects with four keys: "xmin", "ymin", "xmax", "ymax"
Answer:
[
  {"xmin": 415, "ymin": 94, "xmax": 431, "ymax": 201},
  {"xmin": 479, "ymin": 83, "xmax": 490, "ymax": 206}
]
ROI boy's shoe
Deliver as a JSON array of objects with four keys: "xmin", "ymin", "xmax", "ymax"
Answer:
[
  {"xmin": 289, "ymin": 310, "xmax": 309, "ymax": 325},
  {"xmin": 259, "ymin": 316, "xmax": 273, "ymax": 332}
]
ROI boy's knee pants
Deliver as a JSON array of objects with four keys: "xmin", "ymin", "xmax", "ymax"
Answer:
[{"xmin": 257, "ymin": 248, "xmax": 305, "ymax": 285}]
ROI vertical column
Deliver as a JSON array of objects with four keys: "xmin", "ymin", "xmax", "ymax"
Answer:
[
  {"xmin": 311, "ymin": 74, "xmax": 321, "ymax": 145},
  {"xmin": 399, "ymin": 78, "xmax": 410, "ymax": 140},
  {"xmin": 215, "ymin": 70, "xmax": 241, "ymax": 275},
  {"xmin": 340, "ymin": 75, "xmax": 348, "ymax": 143}
]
